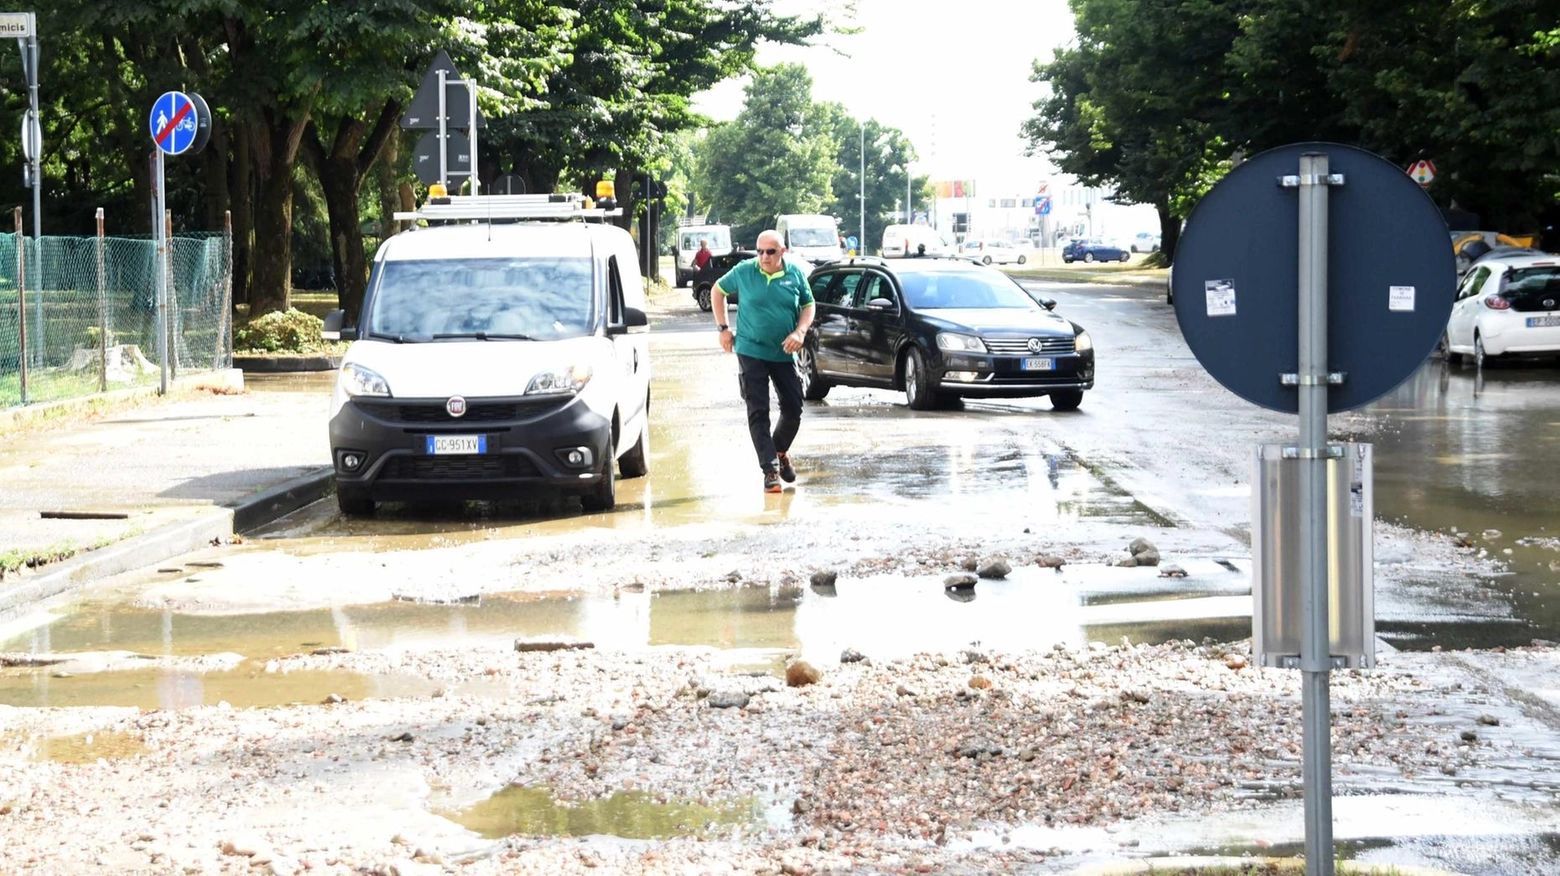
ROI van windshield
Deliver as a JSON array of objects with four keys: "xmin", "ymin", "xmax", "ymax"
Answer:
[
  {"xmin": 367, "ymin": 257, "xmax": 595, "ymax": 340},
  {"xmin": 788, "ymin": 228, "xmax": 837, "ymax": 248}
]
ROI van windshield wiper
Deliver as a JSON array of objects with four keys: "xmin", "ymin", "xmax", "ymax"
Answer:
[
  {"xmin": 365, "ymin": 330, "xmax": 418, "ymax": 343},
  {"xmin": 431, "ymin": 332, "xmax": 536, "ymax": 341}
]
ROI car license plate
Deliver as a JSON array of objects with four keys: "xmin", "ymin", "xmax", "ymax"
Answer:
[
  {"xmin": 426, "ymin": 435, "xmax": 486, "ymax": 455},
  {"xmin": 1526, "ymin": 315, "xmax": 1560, "ymax": 328},
  {"xmin": 1021, "ymin": 357, "xmax": 1054, "ymax": 371}
]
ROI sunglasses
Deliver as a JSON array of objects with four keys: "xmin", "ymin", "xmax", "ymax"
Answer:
[{"xmin": 757, "ymin": 248, "xmax": 780, "ymax": 255}]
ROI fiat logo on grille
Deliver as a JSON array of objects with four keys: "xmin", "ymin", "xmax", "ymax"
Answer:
[
  {"xmin": 1027, "ymin": 338, "xmax": 1046, "ymax": 354},
  {"xmin": 445, "ymin": 396, "xmax": 467, "ymax": 418},
  {"xmin": 1545, "ymin": 298, "xmax": 1556, "ymax": 309}
]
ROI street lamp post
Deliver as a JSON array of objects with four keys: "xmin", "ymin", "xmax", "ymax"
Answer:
[{"xmin": 859, "ymin": 122, "xmax": 865, "ymax": 254}]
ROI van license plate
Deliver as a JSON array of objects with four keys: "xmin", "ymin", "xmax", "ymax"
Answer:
[
  {"xmin": 426, "ymin": 435, "xmax": 486, "ymax": 455},
  {"xmin": 1021, "ymin": 357, "xmax": 1054, "ymax": 371},
  {"xmin": 1526, "ymin": 315, "xmax": 1560, "ymax": 328}
]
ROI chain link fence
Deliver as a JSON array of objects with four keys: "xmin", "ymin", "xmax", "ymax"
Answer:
[{"xmin": 0, "ymin": 215, "xmax": 232, "ymax": 408}]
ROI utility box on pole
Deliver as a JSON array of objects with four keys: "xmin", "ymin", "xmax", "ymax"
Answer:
[{"xmin": 1252, "ymin": 443, "xmax": 1375, "ymax": 670}]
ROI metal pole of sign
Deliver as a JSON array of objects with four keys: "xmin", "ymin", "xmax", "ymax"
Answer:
[
  {"xmin": 153, "ymin": 148, "xmax": 169, "ymax": 395},
  {"xmin": 858, "ymin": 123, "xmax": 865, "ymax": 254},
  {"xmin": 1296, "ymin": 151, "xmax": 1335, "ymax": 876},
  {"xmin": 466, "ymin": 79, "xmax": 479, "ymax": 196},
  {"xmin": 26, "ymin": 21, "xmax": 40, "ymax": 241},
  {"xmin": 436, "ymin": 69, "xmax": 448, "ymax": 190}
]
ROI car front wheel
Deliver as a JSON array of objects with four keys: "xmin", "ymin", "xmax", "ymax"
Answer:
[
  {"xmin": 903, "ymin": 347, "xmax": 939, "ymax": 411},
  {"xmin": 695, "ymin": 285, "xmax": 712, "ymax": 311},
  {"xmin": 336, "ymin": 483, "xmax": 374, "ymax": 517},
  {"xmin": 1017, "ymin": 255, "xmax": 1027, "ymax": 265},
  {"xmin": 1083, "ymin": 253, "xmax": 1095, "ymax": 263},
  {"xmin": 1050, "ymin": 390, "xmax": 1084, "ymax": 412},
  {"xmin": 1120, "ymin": 252, "xmax": 1131, "ymax": 263},
  {"xmin": 1475, "ymin": 332, "xmax": 1487, "ymax": 368},
  {"xmin": 981, "ymin": 255, "xmax": 992, "ymax": 265},
  {"xmin": 797, "ymin": 345, "xmax": 830, "ymax": 401}
]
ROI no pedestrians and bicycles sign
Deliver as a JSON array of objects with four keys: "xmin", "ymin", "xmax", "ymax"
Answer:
[{"xmin": 149, "ymin": 91, "xmax": 211, "ymax": 156}]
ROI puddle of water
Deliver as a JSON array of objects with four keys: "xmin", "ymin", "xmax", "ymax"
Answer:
[
  {"xmin": 1363, "ymin": 361, "xmax": 1560, "ymax": 648},
  {"xmin": 33, "ymin": 730, "xmax": 148, "ymax": 763},
  {"xmin": 0, "ymin": 663, "xmax": 443, "ymax": 710},
  {"xmin": 442, "ymin": 784, "xmax": 758, "ymax": 840}
]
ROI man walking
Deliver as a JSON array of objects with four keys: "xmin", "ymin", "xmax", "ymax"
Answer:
[{"xmin": 712, "ymin": 230, "xmax": 815, "ymax": 493}]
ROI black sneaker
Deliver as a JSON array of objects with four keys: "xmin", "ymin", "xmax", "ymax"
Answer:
[
  {"xmin": 763, "ymin": 469, "xmax": 782, "ymax": 493},
  {"xmin": 777, "ymin": 452, "xmax": 796, "ymax": 483}
]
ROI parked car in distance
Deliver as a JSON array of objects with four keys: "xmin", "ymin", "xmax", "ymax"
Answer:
[
  {"xmin": 1444, "ymin": 252, "xmax": 1560, "ymax": 366},
  {"xmin": 1062, "ymin": 238, "xmax": 1130, "ymax": 263},
  {"xmin": 960, "ymin": 238, "xmax": 1026, "ymax": 265},
  {"xmin": 797, "ymin": 256, "xmax": 1094, "ymax": 411},
  {"xmin": 882, "ymin": 224, "xmax": 956, "ymax": 258},
  {"xmin": 1131, "ymin": 232, "xmax": 1161, "ymax": 253}
]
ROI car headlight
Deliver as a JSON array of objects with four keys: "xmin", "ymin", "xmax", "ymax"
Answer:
[
  {"xmin": 936, "ymin": 332, "xmax": 986, "ymax": 353},
  {"xmin": 1073, "ymin": 330, "xmax": 1093, "ymax": 352},
  {"xmin": 339, "ymin": 362, "xmax": 391, "ymax": 397},
  {"xmin": 526, "ymin": 363, "xmax": 593, "ymax": 396}
]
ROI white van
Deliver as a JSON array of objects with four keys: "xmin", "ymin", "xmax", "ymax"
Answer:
[
  {"xmin": 881, "ymin": 224, "xmax": 955, "ymax": 258},
  {"xmin": 320, "ymin": 194, "xmax": 650, "ymax": 517},
  {"xmin": 776, "ymin": 213, "xmax": 844, "ymax": 263},
  {"xmin": 674, "ymin": 223, "xmax": 732, "ymax": 287}
]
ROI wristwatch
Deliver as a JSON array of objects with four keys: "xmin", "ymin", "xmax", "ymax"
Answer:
[{"xmin": 716, "ymin": 324, "xmax": 729, "ymax": 332}]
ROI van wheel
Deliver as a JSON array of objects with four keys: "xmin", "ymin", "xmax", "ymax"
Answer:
[
  {"xmin": 696, "ymin": 285, "xmax": 712, "ymax": 312},
  {"xmin": 336, "ymin": 483, "xmax": 374, "ymax": 517},
  {"xmin": 619, "ymin": 407, "xmax": 650, "ymax": 478},
  {"xmin": 1017, "ymin": 255, "xmax": 1027, "ymax": 265},
  {"xmin": 981, "ymin": 255, "xmax": 992, "ymax": 265},
  {"xmin": 1050, "ymin": 390, "xmax": 1084, "ymax": 412},
  {"xmin": 798, "ymin": 345, "xmax": 830, "ymax": 401},
  {"xmin": 581, "ymin": 456, "xmax": 616, "ymax": 512}
]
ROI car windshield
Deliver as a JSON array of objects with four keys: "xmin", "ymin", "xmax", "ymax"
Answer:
[
  {"xmin": 900, "ymin": 271, "xmax": 1040, "ymax": 310},
  {"xmin": 366, "ymin": 257, "xmax": 595, "ymax": 340},
  {"xmin": 789, "ymin": 228, "xmax": 836, "ymax": 247}
]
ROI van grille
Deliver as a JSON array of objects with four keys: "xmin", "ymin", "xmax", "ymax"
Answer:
[{"xmin": 382, "ymin": 455, "xmax": 540, "ymax": 481}]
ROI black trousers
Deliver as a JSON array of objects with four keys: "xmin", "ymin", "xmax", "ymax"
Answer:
[{"xmin": 737, "ymin": 353, "xmax": 804, "ymax": 472}]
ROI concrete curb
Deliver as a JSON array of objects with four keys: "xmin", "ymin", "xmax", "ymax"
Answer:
[
  {"xmin": 0, "ymin": 466, "xmax": 337, "ymax": 623},
  {"xmin": 232, "ymin": 466, "xmax": 336, "ymax": 533},
  {"xmin": 1067, "ymin": 857, "xmax": 1468, "ymax": 875},
  {"xmin": 234, "ymin": 354, "xmax": 341, "ymax": 373}
]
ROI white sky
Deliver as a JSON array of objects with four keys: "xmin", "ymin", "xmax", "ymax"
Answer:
[{"xmin": 693, "ymin": 0, "xmax": 1077, "ymax": 195}]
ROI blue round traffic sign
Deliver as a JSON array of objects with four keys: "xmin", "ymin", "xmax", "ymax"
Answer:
[
  {"xmin": 846, "ymin": 236, "xmax": 859, "ymax": 249},
  {"xmin": 150, "ymin": 91, "xmax": 199, "ymax": 155}
]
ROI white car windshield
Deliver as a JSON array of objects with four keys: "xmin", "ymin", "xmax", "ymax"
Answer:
[
  {"xmin": 788, "ymin": 228, "xmax": 837, "ymax": 248},
  {"xmin": 900, "ymin": 272, "xmax": 1041, "ymax": 310},
  {"xmin": 366, "ymin": 257, "xmax": 595, "ymax": 340}
]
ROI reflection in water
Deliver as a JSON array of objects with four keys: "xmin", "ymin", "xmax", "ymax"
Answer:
[
  {"xmin": 1363, "ymin": 358, "xmax": 1560, "ymax": 648},
  {"xmin": 444, "ymin": 785, "xmax": 758, "ymax": 839}
]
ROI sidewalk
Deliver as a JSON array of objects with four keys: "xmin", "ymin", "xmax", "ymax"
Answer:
[{"xmin": 0, "ymin": 368, "xmax": 334, "ymax": 619}]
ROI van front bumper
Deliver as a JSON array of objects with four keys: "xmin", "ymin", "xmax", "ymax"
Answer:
[{"xmin": 329, "ymin": 394, "xmax": 611, "ymax": 502}]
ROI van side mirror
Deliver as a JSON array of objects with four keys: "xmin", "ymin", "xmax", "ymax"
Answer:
[
  {"xmin": 322, "ymin": 310, "xmax": 357, "ymax": 341},
  {"xmin": 608, "ymin": 306, "xmax": 649, "ymax": 336}
]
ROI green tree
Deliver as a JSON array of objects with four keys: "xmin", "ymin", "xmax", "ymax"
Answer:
[
  {"xmin": 817, "ymin": 102, "xmax": 923, "ymax": 255},
  {"xmin": 694, "ymin": 63, "xmax": 839, "ymax": 244}
]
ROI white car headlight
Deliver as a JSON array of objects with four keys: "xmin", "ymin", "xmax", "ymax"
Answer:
[
  {"xmin": 526, "ymin": 363, "xmax": 593, "ymax": 396},
  {"xmin": 1073, "ymin": 330, "xmax": 1093, "ymax": 352},
  {"xmin": 339, "ymin": 362, "xmax": 391, "ymax": 397},
  {"xmin": 936, "ymin": 332, "xmax": 986, "ymax": 353}
]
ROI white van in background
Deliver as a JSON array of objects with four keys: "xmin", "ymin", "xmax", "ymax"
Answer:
[
  {"xmin": 881, "ymin": 224, "xmax": 955, "ymax": 258},
  {"xmin": 674, "ymin": 223, "xmax": 732, "ymax": 287},
  {"xmin": 776, "ymin": 213, "xmax": 844, "ymax": 263}
]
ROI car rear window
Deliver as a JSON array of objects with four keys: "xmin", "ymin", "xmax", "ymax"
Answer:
[
  {"xmin": 900, "ymin": 271, "xmax": 1040, "ymax": 310},
  {"xmin": 367, "ymin": 257, "xmax": 595, "ymax": 339},
  {"xmin": 1500, "ymin": 266, "xmax": 1560, "ymax": 311}
]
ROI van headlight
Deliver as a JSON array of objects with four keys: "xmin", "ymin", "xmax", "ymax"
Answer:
[
  {"xmin": 936, "ymin": 332, "xmax": 986, "ymax": 353},
  {"xmin": 526, "ymin": 364, "xmax": 593, "ymax": 396},
  {"xmin": 339, "ymin": 362, "xmax": 391, "ymax": 397},
  {"xmin": 1074, "ymin": 330, "xmax": 1093, "ymax": 352}
]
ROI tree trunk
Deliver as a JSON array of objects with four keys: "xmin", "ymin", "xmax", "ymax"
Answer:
[
  {"xmin": 1158, "ymin": 204, "xmax": 1181, "ymax": 263},
  {"xmin": 249, "ymin": 162, "xmax": 293, "ymax": 317},
  {"xmin": 301, "ymin": 101, "xmax": 402, "ymax": 322},
  {"xmin": 202, "ymin": 122, "xmax": 230, "ymax": 232},
  {"xmin": 230, "ymin": 122, "xmax": 254, "ymax": 310}
]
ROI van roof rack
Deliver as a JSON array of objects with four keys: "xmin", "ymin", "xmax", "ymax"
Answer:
[{"xmin": 393, "ymin": 193, "xmax": 623, "ymax": 223}]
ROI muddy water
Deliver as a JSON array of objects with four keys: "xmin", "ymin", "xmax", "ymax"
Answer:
[
  {"xmin": 1361, "ymin": 360, "xmax": 1560, "ymax": 649},
  {"xmin": 443, "ymin": 785, "xmax": 761, "ymax": 840}
]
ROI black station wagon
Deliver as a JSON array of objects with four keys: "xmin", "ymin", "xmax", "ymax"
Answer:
[{"xmin": 797, "ymin": 256, "xmax": 1095, "ymax": 411}]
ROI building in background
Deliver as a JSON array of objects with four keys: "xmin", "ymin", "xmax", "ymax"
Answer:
[{"xmin": 929, "ymin": 176, "xmax": 1158, "ymax": 247}]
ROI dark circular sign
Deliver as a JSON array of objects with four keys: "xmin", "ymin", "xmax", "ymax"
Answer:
[{"xmin": 1172, "ymin": 142, "xmax": 1455, "ymax": 413}]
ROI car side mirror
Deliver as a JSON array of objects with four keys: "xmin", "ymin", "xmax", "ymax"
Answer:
[
  {"xmin": 866, "ymin": 297, "xmax": 894, "ymax": 310},
  {"xmin": 322, "ymin": 309, "xmax": 357, "ymax": 341},
  {"xmin": 1038, "ymin": 296, "xmax": 1057, "ymax": 311}
]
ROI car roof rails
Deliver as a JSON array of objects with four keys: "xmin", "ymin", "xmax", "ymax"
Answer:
[{"xmin": 394, "ymin": 192, "xmax": 623, "ymax": 224}]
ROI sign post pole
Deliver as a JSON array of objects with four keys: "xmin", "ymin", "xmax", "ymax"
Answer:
[
  {"xmin": 151, "ymin": 147, "xmax": 168, "ymax": 394},
  {"xmin": 1296, "ymin": 151, "xmax": 1335, "ymax": 876}
]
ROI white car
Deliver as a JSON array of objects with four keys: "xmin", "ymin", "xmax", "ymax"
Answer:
[
  {"xmin": 960, "ymin": 238, "xmax": 1026, "ymax": 265},
  {"xmin": 1444, "ymin": 252, "xmax": 1560, "ymax": 366}
]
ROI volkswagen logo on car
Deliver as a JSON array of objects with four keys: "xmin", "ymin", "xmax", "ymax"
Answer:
[
  {"xmin": 1027, "ymin": 338, "xmax": 1046, "ymax": 354},
  {"xmin": 445, "ymin": 396, "xmax": 467, "ymax": 418}
]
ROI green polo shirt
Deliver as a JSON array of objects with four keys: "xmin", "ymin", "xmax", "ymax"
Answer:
[{"xmin": 716, "ymin": 258, "xmax": 815, "ymax": 362}]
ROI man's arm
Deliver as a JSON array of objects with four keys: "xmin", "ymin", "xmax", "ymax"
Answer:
[
  {"xmin": 713, "ymin": 280, "xmax": 734, "ymax": 353},
  {"xmin": 782, "ymin": 302, "xmax": 814, "ymax": 354}
]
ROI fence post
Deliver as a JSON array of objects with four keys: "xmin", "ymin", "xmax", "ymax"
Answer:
[
  {"xmin": 221, "ymin": 211, "xmax": 232, "ymax": 367},
  {"xmin": 97, "ymin": 207, "xmax": 107, "ymax": 392},
  {"xmin": 14, "ymin": 206, "xmax": 26, "ymax": 405}
]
